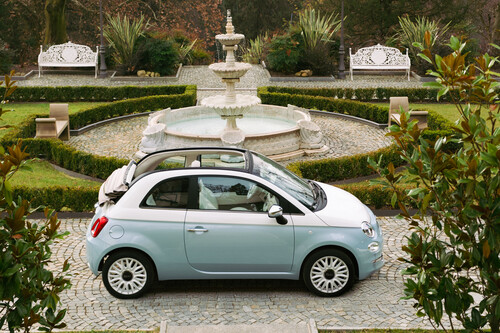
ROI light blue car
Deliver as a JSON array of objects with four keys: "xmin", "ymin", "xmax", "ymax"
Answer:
[{"xmin": 86, "ymin": 147, "xmax": 384, "ymax": 299}]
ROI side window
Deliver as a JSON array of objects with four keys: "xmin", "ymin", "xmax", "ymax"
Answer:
[
  {"xmin": 198, "ymin": 176, "xmax": 279, "ymax": 212},
  {"xmin": 200, "ymin": 154, "xmax": 245, "ymax": 168},
  {"xmin": 142, "ymin": 177, "xmax": 189, "ymax": 208},
  {"xmin": 154, "ymin": 156, "xmax": 186, "ymax": 170}
]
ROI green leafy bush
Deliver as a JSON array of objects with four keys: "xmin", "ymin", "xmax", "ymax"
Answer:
[
  {"xmin": 0, "ymin": 44, "xmax": 12, "ymax": 74},
  {"xmin": 267, "ymin": 34, "xmax": 302, "ymax": 74},
  {"xmin": 371, "ymin": 36, "xmax": 500, "ymax": 332},
  {"xmin": 139, "ymin": 37, "xmax": 179, "ymax": 76},
  {"xmin": 0, "ymin": 72, "xmax": 71, "ymax": 332},
  {"xmin": 189, "ymin": 48, "xmax": 212, "ymax": 65}
]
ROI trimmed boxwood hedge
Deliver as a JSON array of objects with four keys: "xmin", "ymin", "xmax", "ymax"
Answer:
[
  {"xmin": 8, "ymin": 85, "xmax": 190, "ymax": 102},
  {"xmin": 13, "ymin": 185, "xmax": 99, "ymax": 212},
  {"xmin": 3, "ymin": 85, "xmax": 196, "ymax": 211},
  {"xmin": 262, "ymin": 86, "xmax": 448, "ymax": 102}
]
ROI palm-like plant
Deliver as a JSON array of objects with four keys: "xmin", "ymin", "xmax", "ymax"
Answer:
[
  {"xmin": 242, "ymin": 33, "xmax": 268, "ymax": 64},
  {"xmin": 395, "ymin": 16, "xmax": 450, "ymax": 74},
  {"xmin": 104, "ymin": 14, "xmax": 148, "ymax": 72},
  {"xmin": 297, "ymin": 8, "xmax": 340, "ymax": 51}
]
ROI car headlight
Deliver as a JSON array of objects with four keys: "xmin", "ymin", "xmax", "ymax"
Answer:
[{"xmin": 361, "ymin": 221, "xmax": 375, "ymax": 238}]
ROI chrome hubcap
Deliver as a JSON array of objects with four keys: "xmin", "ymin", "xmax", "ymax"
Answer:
[
  {"xmin": 108, "ymin": 258, "xmax": 147, "ymax": 295},
  {"xmin": 310, "ymin": 256, "xmax": 349, "ymax": 293}
]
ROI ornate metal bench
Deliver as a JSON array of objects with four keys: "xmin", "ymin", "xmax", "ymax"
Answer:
[
  {"xmin": 349, "ymin": 44, "xmax": 411, "ymax": 81},
  {"xmin": 38, "ymin": 41, "xmax": 99, "ymax": 78}
]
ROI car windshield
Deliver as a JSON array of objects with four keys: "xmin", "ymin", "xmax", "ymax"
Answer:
[{"xmin": 251, "ymin": 152, "xmax": 316, "ymax": 210}]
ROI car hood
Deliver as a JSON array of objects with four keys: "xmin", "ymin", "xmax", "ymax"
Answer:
[{"xmin": 314, "ymin": 182, "xmax": 371, "ymax": 227}]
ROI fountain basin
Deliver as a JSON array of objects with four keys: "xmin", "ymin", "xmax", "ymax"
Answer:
[
  {"xmin": 216, "ymin": 33, "xmax": 245, "ymax": 45},
  {"xmin": 144, "ymin": 104, "xmax": 326, "ymax": 158},
  {"xmin": 209, "ymin": 62, "xmax": 252, "ymax": 79},
  {"xmin": 201, "ymin": 94, "xmax": 261, "ymax": 115}
]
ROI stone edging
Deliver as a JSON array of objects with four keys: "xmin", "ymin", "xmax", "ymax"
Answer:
[
  {"xmin": 70, "ymin": 111, "xmax": 155, "ymax": 136},
  {"xmin": 70, "ymin": 107, "xmax": 386, "ymax": 137},
  {"xmin": 309, "ymin": 110, "xmax": 387, "ymax": 129},
  {"xmin": 12, "ymin": 70, "xmax": 37, "ymax": 80},
  {"xmin": 109, "ymin": 63, "xmax": 183, "ymax": 82},
  {"xmin": 261, "ymin": 61, "xmax": 336, "ymax": 82}
]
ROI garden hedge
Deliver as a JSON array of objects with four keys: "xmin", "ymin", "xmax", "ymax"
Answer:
[
  {"xmin": 260, "ymin": 86, "xmax": 453, "ymax": 102},
  {"xmin": 8, "ymin": 85, "xmax": 190, "ymax": 102},
  {"xmin": 4, "ymin": 85, "xmax": 196, "ymax": 211}
]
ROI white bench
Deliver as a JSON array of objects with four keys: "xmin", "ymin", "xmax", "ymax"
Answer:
[
  {"xmin": 38, "ymin": 41, "xmax": 99, "ymax": 78},
  {"xmin": 389, "ymin": 97, "xmax": 428, "ymax": 129},
  {"xmin": 35, "ymin": 104, "xmax": 70, "ymax": 140},
  {"xmin": 349, "ymin": 44, "xmax": 411, "ymax": 81}
]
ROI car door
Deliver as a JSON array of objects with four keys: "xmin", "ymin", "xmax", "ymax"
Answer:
[{"xmin": 184, "ymin": 175, "xmax": 294, "ymax": 273}]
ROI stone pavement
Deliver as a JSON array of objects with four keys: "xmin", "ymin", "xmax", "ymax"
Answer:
[
  {"xmin": 17, "ymin": 65, "xmax": 424, "ymax": 90},
  {"xmin": 68, "ymin": 112, "xmax": 393, "ymax": 163},
  {"xmin": 46, "ymin": 216, "xmax": 455, "ymax": 331}
]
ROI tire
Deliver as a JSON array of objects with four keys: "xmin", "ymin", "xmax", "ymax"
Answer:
[
  {"xmin": 102, "ymin": 250, "xmax": 155, "ymax": 299},
  {"xmin": 302, "ymin": 249, "xmax": 355, "ymax": 297}
]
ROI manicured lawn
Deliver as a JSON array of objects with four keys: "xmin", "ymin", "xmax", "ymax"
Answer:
[
  {"xmin": 0, "ymin": 102, "xmax": 106, "ymax": 139},
  {"xmin": 10, "ymin": 158, "xmax": 101, "ymax": 188}
]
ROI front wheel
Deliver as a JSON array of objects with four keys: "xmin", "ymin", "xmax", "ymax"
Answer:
[
  {"xmin": 302, "ymin": 249, "xmax": 355, "ymax": 297},
  {"xmin": 102, "ymin": 250, "xmax": 155, "ymax": 299}
]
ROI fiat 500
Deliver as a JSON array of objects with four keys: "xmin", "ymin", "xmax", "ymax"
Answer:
[{"xmin": 86, "ymin": 147, "xmax": 384, "ymax": 299}]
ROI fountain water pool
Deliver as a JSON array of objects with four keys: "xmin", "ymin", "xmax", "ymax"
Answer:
[{"xmin": 167, "ymin": 116, "xmax": 296, "ymax": 135}]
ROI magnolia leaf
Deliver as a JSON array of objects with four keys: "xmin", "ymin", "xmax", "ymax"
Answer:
[{"xmin": 482, "ymin": 240, "xmax": 490, "ymax": 259}]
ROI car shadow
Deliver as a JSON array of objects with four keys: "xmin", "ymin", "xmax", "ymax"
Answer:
[{"xmin": 150, "ymin": 279, "xmax": 307, "ymax": 294}]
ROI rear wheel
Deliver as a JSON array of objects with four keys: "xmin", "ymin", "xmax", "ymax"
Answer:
[
  {"xmin": 302, "ymin": 249, "xmax": 354, "ymax": 297},
  {"xmin": 102, "ymin": 250, "xmax": 155, "ymax": 299}
]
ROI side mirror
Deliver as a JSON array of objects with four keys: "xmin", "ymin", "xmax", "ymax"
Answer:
[{"xmin": 268, "ymin": 205, "xmax": 288, "ymax": 225}]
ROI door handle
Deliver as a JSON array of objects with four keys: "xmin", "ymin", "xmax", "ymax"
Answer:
[{"xmin": 187, "ymin": 227, "xmax": 208, "ymax": 233}]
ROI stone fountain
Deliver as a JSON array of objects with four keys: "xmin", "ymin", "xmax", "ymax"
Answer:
[
  {"xmin": 201, "ymin": 10, "xmax": 261, "ymax": 147},
  {"xmin": 137, "ymin": 11, "xmax": 328, "ymax": 161}
]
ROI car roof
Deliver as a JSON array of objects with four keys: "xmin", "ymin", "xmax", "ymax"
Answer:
[{"xmin": 133, "ymin": 147, "xmax": 253, "ymax": 178}]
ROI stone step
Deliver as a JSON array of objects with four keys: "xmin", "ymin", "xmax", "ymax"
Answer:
[{"xmin": 161, "ymin": 320, "xmax": 317, "ymax": 333}]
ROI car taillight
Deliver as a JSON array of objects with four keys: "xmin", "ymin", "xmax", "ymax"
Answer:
[{"xmin": 91, "ymin": 216, "xmax": 108, "ymax": 237}]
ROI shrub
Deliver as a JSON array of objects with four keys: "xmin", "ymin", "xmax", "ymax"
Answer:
[
  {"xmin": 139, "ymin": 37, "xmax": 179, "ymax": 76},
  {"xmin": 104, "ymin": 14, "xmax": 148, "ymax": 74},
  {"xmin": 190, "ymin": 48, "xmax": 212, "ymax": 65},
  {"xmin": 0, "ymin": 44, "xmax": 12, "ymax": 74},
  {"xmin": 394, "ymin": 16, "xmax": 450, "ymax": 75},
  {"xmin": 242, "ymin": 34, "xmax": 268, "ymax": 64},
  {"xmin": 298, "ymin": 43, "xmax": 334, "ymax": 76},
  {"xmin": 267, "ymin": 34, "xmax": 302, "ymax": 74},
  {"xmin": 370, "ymin": 36, "xmax": 500, "ymax": 332},
  {"xmin": 0, "ymin": 72, "xmax": 71, "ymax": 332}
]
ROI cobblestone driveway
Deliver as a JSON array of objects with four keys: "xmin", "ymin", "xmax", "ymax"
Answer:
[{"xmin": 49, "ymin": 216, "xmax": 445, "ymax": 330}]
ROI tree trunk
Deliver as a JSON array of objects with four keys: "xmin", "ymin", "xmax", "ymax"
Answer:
[
  {"xmin": 494, "ymin": 2, "xmax": 500, "ymax": 46},
  {"xmin": 43, "ymin": 0, "xmax": 67, "ymax": 45}
]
